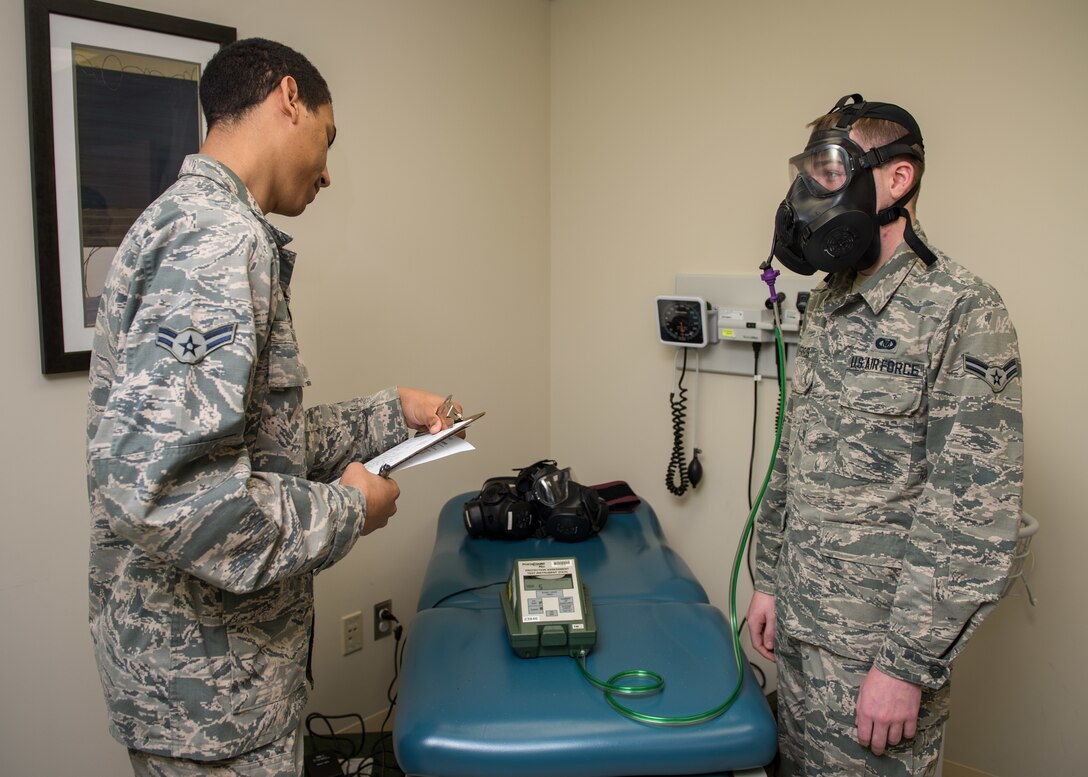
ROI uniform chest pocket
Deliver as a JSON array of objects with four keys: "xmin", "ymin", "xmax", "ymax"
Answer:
[
  {"xmin": 266, "ymin": 313, "xmax": 310, "ymax": 390},
  {"xmin": 786, "ymin": 362, "xmax": 815, "ymax": 473},
  {"xmin": 252, "ymin": 308, "xmax": 310, "ymax": 474},
  {"xmin": 833, "ymin": 370, "xmax": 923, "ymax": 485}
]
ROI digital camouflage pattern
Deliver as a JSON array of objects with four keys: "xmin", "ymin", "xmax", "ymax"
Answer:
[
  {"xmin": 775, "ymin": 633, "xmax": 949, "ymax": 777},
  {"xmin": 755, "ymin": 224, "xmax": 1024, "ymax": 689},
  {"xmin": 128, "ymin": 724, "xmax": 302, "ymax": 776},
  {"xmin": 87, "ymin": 155, "xmax": 408, "ymax": 760}
]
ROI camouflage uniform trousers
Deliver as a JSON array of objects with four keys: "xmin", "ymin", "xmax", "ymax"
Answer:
[
  {"xmin": 775, "ymin": 632, "xmax": 950, "ymax": 777},
  {"xmin": 128, "ymin": 725, "xmax": 303, "ymax": 777}
]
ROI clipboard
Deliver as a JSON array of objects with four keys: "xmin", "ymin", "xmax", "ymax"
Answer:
[{"xmin": 367, "ymin": 411, "xmax": 485, "ymax": 478}]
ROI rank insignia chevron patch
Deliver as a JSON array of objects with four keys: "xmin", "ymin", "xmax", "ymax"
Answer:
[
  {"xmin": 156, "ymin": 323, "xmax": 237, "ymax": 364},
  {"xmin": 964, "ymin": 354, "xmax": 1020, "ymax": 393}
]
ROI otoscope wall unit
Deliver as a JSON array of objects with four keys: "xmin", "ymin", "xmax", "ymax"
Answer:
[{"xmin": 673, "ymin": 274, "xmax": 817, "ymax": 379}]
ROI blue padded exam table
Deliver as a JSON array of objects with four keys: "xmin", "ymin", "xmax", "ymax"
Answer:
[{"xmin": 394, "ymin": 493, "xmax": 777, "ymax": 777}]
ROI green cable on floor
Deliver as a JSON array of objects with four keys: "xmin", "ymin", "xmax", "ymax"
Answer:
[{"xmin": 575, "ymin": 324, "xmax": 787, "ymax": 727}]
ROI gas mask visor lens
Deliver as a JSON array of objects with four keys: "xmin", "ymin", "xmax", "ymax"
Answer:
[
  {"xmin": 532, "ymin": 467, "xmax": 571, "ymax": 507},
  {"xmin": 789, "ymin": 145, "xmax": 853, "ymax": 196}
]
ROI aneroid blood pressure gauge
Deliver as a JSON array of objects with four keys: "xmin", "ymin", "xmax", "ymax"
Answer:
[{"xmin": 656, "ymin": 295, "xmax": 711, "ymax": 347}]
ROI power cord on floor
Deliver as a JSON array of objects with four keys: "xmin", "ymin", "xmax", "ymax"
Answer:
[
  {"xmin": 305, "ymin": 712, "xmax": 372, "ymax": 776},
  {"xmin": 306, "ymin": 607, "xmax": 407, "ymax": 776},
  {"xmin": 367, "ymin": 606, "xmax": 405, "ymax": 776}
]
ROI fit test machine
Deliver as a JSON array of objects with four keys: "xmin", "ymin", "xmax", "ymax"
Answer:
[{"xmin": 502, "ymin": 557, "xmax": 597, "ymax": 659}]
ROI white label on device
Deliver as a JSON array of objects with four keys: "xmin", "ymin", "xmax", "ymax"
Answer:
[{"xmin": 517, "ymin": 558, "xmax": 583, "ymax": 624}]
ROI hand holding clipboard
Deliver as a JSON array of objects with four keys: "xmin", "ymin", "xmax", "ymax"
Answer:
[{"xmin": 363, "ymin": 412, "xmax": 485, "ymax": 478}]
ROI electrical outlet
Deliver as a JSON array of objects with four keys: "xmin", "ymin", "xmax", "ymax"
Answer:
[
  {"xmin": 373, "ymin": 599, "xmax": 393, "ymax": 641},
  {"xmin": 341, "ymin": 611, "xmax": 363, "ymax": 655}
]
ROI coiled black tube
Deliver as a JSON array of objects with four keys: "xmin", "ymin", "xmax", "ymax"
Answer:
[{"xmin": 666, "ymin": 349, "xmax": 690, "ymax": 496}]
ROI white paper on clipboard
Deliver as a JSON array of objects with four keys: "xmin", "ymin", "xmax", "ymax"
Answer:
[{"xmin": 363, "ymin": 412, "xmax": 484, "ymax": 477}]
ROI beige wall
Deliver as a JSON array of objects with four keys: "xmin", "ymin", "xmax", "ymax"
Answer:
[
  {"xmin": 0, "ymin": 1, "xmax": 549, "ymax": 774},
  {"xmin": 2, "ymin": 1, "xmax": 1084, "ymax": 775},
  {"xmin": 550, "ymin": 1, "xmax": 1086, "ymax": 776}
]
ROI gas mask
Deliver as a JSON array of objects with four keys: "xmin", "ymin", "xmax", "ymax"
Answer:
[
  {"xmin": 463, "ymin": 460, "xmax": 609, "ymax": 543},
  {"xmin": 772, "ymin": 94, "xmax": 934, "ymax": 276}
]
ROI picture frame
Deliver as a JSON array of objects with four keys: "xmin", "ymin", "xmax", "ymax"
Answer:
[{"xmin": 24, "ymin": 0, "xmax": 235, "ymax": 374}]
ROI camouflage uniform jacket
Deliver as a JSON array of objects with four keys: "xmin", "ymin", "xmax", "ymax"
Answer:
[
  {"xmin": 87, "ymin": 154, "xmax": 408, "ymax": 759},
  {"xmin": 754, "ymin": 226, "xmax": 1023, "ymax": 690}
]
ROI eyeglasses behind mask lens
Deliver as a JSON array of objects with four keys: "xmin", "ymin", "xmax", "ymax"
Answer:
[{"xmin": 789, "ymin": 145, "xmax": 856, "ymax": 196}]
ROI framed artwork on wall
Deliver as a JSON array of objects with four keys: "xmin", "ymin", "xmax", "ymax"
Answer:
[{"xmin": 24, "ymin": 0, "xmax": 235, "ymax": 373}]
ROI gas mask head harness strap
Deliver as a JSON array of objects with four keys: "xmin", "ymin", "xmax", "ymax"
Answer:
[{"xmin": 771, "ymin": 93, "xmax": 938, "ymax": 276}]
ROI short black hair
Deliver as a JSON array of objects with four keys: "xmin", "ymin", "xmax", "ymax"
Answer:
[{"xmin": 199, "ymin": 38, "xmax": 332, "ymax": 129}]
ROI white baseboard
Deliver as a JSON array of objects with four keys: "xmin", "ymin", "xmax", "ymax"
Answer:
[
  {"xmin": 316, "ymin": 707, "xmax": 394, "ymax": 736},
  {"xmin": 364, "ymin": 707, "xmax": 395, "ymax": 732},
  {"xmin": 943, "ymin": 761, "xmax": 998, "ymax": 777}
]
